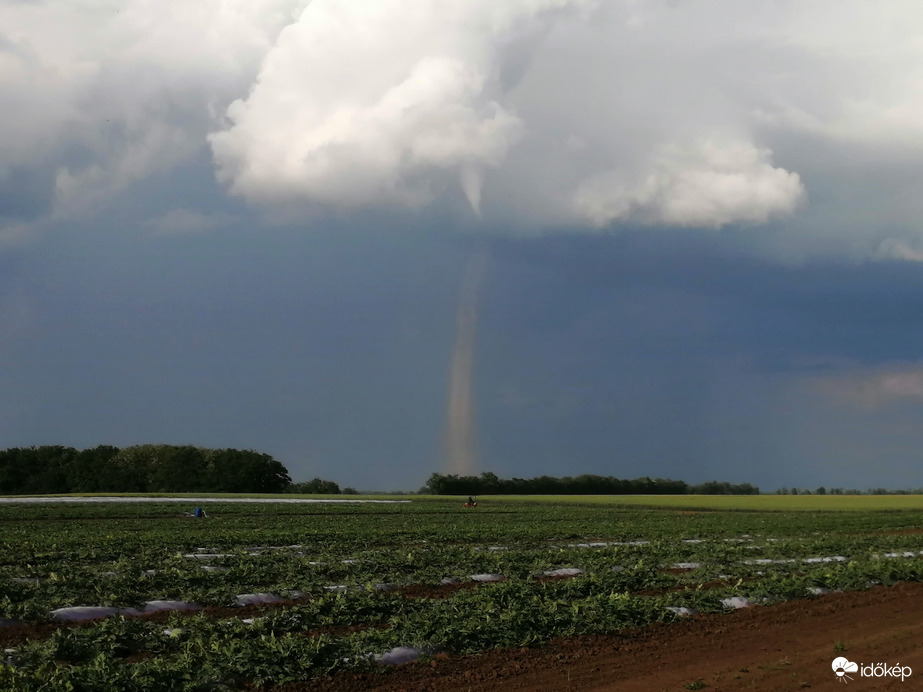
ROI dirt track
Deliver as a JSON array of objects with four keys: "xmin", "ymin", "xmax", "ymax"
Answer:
[{"xmin": 314, "ymin": 582, "xmax": 923, "ymax": 691}]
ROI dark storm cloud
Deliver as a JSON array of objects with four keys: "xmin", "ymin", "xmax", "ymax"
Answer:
[
  {"xmin": 486, "ymin": 231, "xmax": 923, "ymax": 368},
  {"xmin": 0, "ymin": 205, "xmax": 470, "ymax": 489},
  {"xmin": 2, "ymin": 209, "xmax": 923, "ymax": 490},
  {"xmin": 471, "ymin": 231, "xmax": 923, "ymax": 488}
]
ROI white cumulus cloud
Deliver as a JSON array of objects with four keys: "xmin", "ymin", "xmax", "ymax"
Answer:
[
  {"xmin": 574, "ymin": 140, "xmax": 804, "ymax": 228},
  {"xmin": 209, "ymin": 0, "xmax": 592, "ymax": 214},
  {"xmin": 0, "ymin": 0, "xmax": 308, "ymax": 220},
  {"xmin": 5, "ymin": 1, "xmax": 923, "ymax": 246}
]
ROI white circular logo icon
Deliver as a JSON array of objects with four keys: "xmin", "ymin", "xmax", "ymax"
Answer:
[{"xmin": 832, "ymin": 657, "xmax": 858, "ymax": 682}]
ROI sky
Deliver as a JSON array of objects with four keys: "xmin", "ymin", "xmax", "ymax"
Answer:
[{"xmin": 3, "ymin": 1, "xmax": 923, "ymax": 491}]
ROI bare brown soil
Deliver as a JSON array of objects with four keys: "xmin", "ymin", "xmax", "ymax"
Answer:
[{"xmin": 309, "ymin": 581, "xmax": 923, "ymax": 692}]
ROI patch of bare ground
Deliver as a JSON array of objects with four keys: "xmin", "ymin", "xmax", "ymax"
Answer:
[{"xmin": 304, "ymin": 581, "xmax": 923, "ymax": 692}]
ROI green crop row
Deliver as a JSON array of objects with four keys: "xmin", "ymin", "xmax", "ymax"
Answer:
[{"xmin": 2, "ymin": 498, "xmax": 923, "ymax": 689}]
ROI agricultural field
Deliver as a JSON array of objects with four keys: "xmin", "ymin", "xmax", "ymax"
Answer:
[{"xmin": 2, "ymin": 495, "xmax": 923, "ymax": 690}]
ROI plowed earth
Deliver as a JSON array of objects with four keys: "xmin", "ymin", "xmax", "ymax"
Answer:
[{"xmin": 308, "ymin": 582, "xmax": 923, "ymax": 692}]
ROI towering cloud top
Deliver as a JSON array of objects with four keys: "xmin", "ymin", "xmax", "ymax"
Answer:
[
  {"xmin": 5, "ymin": 1, "xmax": 923, "ymax": 244},
  {"xmin": 209, "ymin": 0, "xmax": 591, "ymax": 215},
  {"xmin": 208, "ymin": 0, "xmax": 806, "ymax": 227}
]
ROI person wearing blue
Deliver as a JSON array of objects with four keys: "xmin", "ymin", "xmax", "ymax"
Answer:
[{"xmin": 193, "ymin": 506, "xmax": 207, "ymax": 518}]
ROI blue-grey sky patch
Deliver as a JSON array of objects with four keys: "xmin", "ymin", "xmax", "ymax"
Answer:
[{"xmin": 0, "ymin": 165, "xmax": 56, "ymax": 221}]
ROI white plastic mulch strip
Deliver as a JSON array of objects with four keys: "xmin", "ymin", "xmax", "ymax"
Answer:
[
  {"xmin": 0, "ymin": 497, "xmax": 410, "ymax": 504},
  {"xmin": 665, "ymin": 606, "xmax": 696, "ymax": 616},
  {"xmin": 720, "ymin": 597, "xmax": 751, "ymax": 609},
  {"xmin": 671, "ymin": 562, "xmax": 701, "ymax": 570},
  {"xmin": 50, "ymin": 600, "xmax": 203, "ymax": 621},
  {"xmin": 50, "ymin": 606, "xmax": 139, "ymax": 622},
  {"xmin": 143, "ymin": 601, "xmax": 200, "ymax": 613},
  {"xmin": 743, "ymin": 558, "xmax": 797, "ymax": 565},
  {"xmin": 567, "ymin": 540, "xmax": 650, "ymax": 548},
  {"xmin": 235, "ymin": 593, "xmax": 285, "ymax": 606},
  {"xmin": 876, "ymin": 550, "xmax": 923, "ymax": 558},
  {"xmin": 542, "ymin": 568, "xmax": 584, "ymax": 577},
  {"xmin": 470, "ymin": 573, "xmax": 505, "ymax": 582},
  {"xmin": 183, "ymin": 554, "xmax": 231, "ymax": 560},
  {"xmin": 379, "ymin": 647, "xmax": 422, "ymax": 665},
  {"xmin": 569, "ymin": 542, "xmax": 611, "ymax": 548},
  {"xmin": 743, "ymin": 555, "xmax": 853, "ymax": 566},
  {"xmin": 743, "ymin": 550, "xmax": 923, "ymax": 565},
  {"xmin": 802, "ymin": 556, "xmax": 848, "ymax": 564}
]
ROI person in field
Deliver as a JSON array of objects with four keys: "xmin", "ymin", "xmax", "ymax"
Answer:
[{"xmin": 193, "ymin": 506, "xmax": 208, "ymax": 518}]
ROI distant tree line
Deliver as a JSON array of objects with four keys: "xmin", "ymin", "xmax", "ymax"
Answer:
[
  {"xmin": 285, "ymin": 478, "xmax": 357, "ymax": 495},
  {"xmin": 776, "ymin": 487, "xmax": 923, "ymax": 495},
  {"xmin": 0, "ymin": 445, "xmax": 293, "ymax": 494},
  {"xmin": 422, "ymin": 472, "xmax": 760, "ymax": 496}
]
